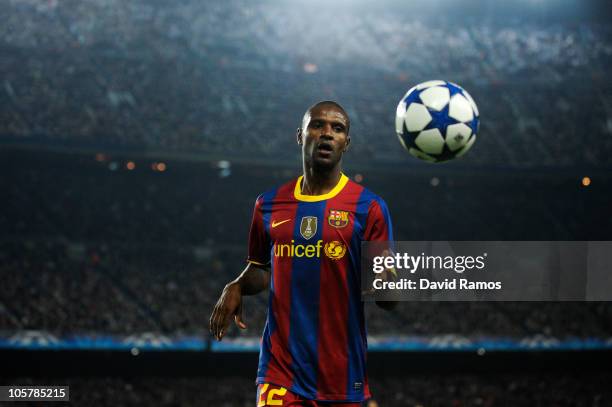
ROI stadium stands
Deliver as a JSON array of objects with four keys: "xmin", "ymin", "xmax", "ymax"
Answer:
[
  {"xmin": 1, "ymin": 0, "xmax": 612, "ymax": 167},
  {"xmin": 0, "ymin": 151, "xmax": 610, "ymax": 338}
]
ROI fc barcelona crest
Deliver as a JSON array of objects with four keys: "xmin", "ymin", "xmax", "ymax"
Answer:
[
  {"xmin": 328, "ymin": 209, "xmax": 349, "ymax": 228},
  {"xmin": 300, "ymin": 216, "xmax": 317, "ymax": 240}
]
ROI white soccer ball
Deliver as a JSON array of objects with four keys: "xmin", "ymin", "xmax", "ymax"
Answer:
[{"xmin": 395, "ymin": 80, "xmax": 480, "ymax": 162}]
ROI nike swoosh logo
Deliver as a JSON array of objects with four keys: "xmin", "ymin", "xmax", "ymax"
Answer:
[{"xmin": 271, "ymin": 219, "xmax": 291, "ymax": 228}]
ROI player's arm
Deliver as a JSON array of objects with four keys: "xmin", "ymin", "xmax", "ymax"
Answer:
[
  {"xmin": 232, "ymin": 262, "xmax": 271, "ymax": 296},
  {"xmin": 209, "ymin": 262, "xmax": 270, "ymax": 341},
  {"xmin": 375, "ymin": 258, "xmax": 398, "ymax": 311},
  {"xmin": 364, "ymin": 198, "xmax": 398, "ymax": 311},
  {"xmin": 210, "ymin": 194, "xmax": 271, "ymax": 340}
]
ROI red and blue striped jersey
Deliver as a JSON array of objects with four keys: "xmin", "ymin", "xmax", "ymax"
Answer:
[{"xmin": 247, "ymin": 174, "xmax": 393, "ymax": 402}]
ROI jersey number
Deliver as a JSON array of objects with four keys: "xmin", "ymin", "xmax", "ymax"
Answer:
[{"xmin": 258, "ymin": 384, "xmax": 287, "ymax": 406}]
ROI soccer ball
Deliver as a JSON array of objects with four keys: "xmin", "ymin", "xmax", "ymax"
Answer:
[{"xmin": 395, "ymin": 80, "xmax": 479, "ymax": 162}]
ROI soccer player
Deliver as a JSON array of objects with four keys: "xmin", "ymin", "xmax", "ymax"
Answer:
[{"xmin": 209, "ymin": 101, "xmax": 395, "ymax": 406}]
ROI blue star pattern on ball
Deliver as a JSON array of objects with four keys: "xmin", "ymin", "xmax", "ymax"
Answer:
[
  {"xmin": 424, "ymin": 103, "xmax": 458, "ymax": 135},
  {"xmin": 445, "ymin": 81, "xmax": 466, "ymax": 97}
]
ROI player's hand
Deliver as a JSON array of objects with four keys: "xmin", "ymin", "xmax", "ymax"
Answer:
[
  {"xmin": 362, "ymin": 249, "xmax": 395, "ymax": 297},
  {"xmin": 209, "ymin": 282, "xmax": 247, "ymax": 341},
  {"xmin": 372, "ymin": 249, "xmax": 399, "ymax": 310}
]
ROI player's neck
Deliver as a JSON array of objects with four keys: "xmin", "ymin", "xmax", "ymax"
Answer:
[{"xmin": 301, "ymin": 165, "xmax": 342, "ymax": 196}]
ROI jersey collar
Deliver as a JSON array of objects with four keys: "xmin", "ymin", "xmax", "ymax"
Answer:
[{"xmin": 294, "ymin": 173, "xmax": 349, "ymax": 202}]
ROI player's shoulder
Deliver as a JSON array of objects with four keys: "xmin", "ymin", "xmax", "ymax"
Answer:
[
  {"xmin": 344, "ymin": 178, "xmax": 388, "ymax": 209},
  {"xmin": 254, "ymin": 177, "xmax": 299, "ymax": 203},
  {"xmin": 349, "ymin": 181, "xmax": 393, "ymax": 230}
]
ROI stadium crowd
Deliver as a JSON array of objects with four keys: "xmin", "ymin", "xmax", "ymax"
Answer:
[
  {"xmin": 2, "ymin": 239, "xmax": 610, "ymax": 338},
  {"xmin": 0, "ymin": 151, "xmax": 610, "ymax": 337},
  {"xmin": 1, "ymin": 0, "xmax": 612, "ymax": 167}
]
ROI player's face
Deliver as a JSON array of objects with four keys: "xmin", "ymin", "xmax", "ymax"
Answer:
[{"xmin": 298, "ymin": 105, "xmax": 350, "ymax": 170}]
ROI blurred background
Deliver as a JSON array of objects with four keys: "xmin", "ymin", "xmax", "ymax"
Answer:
[{"xmin": 1, "ymin": 0, "xmax": 612, "ymax": 405}]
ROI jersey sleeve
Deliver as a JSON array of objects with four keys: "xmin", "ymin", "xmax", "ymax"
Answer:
[
  {"xmin": 363, "ymin": 197, "xmax": 394, "ymax": 242},
  {"xmin": 247, "ymin": 195, "xmax": 271, "ymax": 266}
]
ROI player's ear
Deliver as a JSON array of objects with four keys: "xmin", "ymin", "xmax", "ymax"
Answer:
[
  {"xmin": 343, "ymin": 134, "xmax": 351, "ymax": 152},
  {"xmin": 296, "ymin": 128, "xmax": 303, "ymax": 146}
]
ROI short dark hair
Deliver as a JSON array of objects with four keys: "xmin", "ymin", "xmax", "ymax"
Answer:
[{"xmin": 303, "ymin": 100, "xmax": 350, "ymax": 133}]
